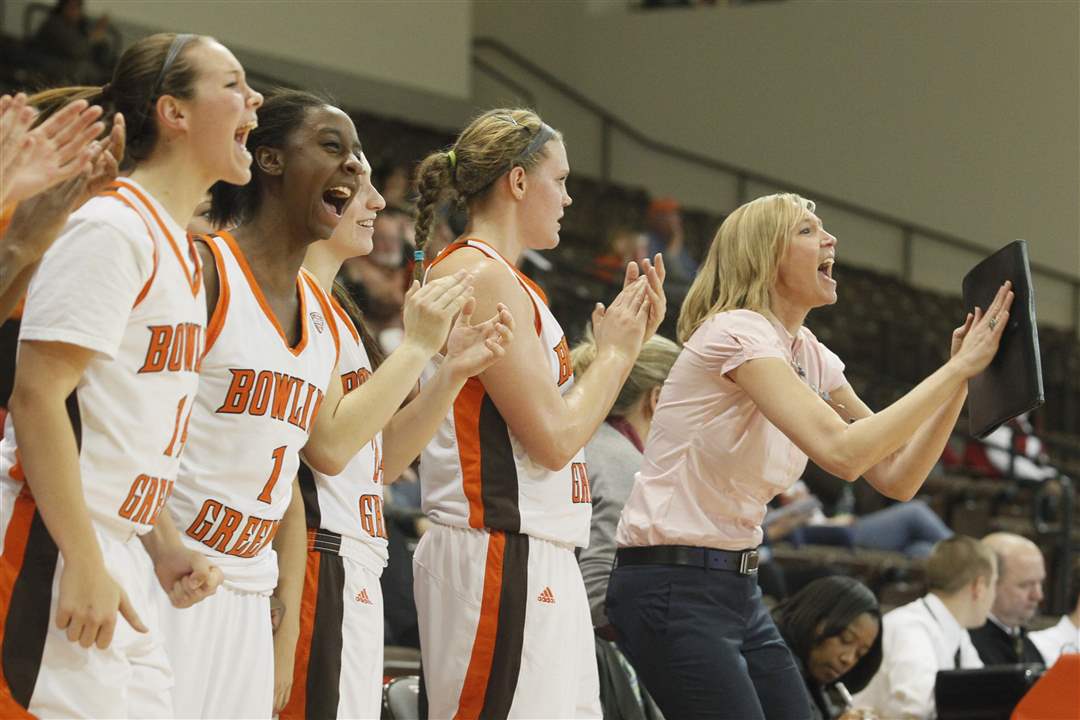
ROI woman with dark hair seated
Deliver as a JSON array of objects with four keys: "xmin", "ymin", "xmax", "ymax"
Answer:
[{"xmin": 773, "ymin": 576, "xmax": 883, "ymax": 720}]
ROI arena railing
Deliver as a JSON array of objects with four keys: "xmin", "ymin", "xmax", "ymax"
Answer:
[{"xmin": 471, "ymin": 36, "xmax": 1080, "ymax": 337}]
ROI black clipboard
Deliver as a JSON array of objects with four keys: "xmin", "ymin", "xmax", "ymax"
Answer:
[{"xmin": 961, "ymin": 240, "xmax": 1044, "ymax": 438}]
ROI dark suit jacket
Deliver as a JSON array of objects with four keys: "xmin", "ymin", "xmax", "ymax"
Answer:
[{"xmin": 969, "ymin": 621, "xmax": 1045, "ymax": 665}]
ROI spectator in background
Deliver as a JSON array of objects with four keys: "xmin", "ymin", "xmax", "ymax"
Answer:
[
  {"xmin": 645, "ymin": 197, "xmax": 696, "ymax": 283},
  {"xmin": 1030, "ymin": 583, "xmax": 1079, "ymax": 667},
  {"xmin": 982, "ymin": 413, "xmax": 1059, "ymax": 482},
  {"xmin": 377, "ymin": 162, "xmax": 415, "ymax": 210},
  {"xmin": 31, "ymin": 0, "xmax": 117, "ymax": 84},
  {"xmin": 592, "ymin": 226, "xmax": 649, "ymax": 284},
  {"xmin": 341, "ymin": 205, "xmax": 414, "ymax": 352},
  {"xmin": 853, "ymin": 536, "xmax": 997, "ymax": 718},
  {"xmin": 767, "ymin": 480, "xmax": 952, "ymax": 558},
  {"xmin": 573, "ymin": 330, "xmax": 680, "ymax": 720},
  {"xmin": 969, "ymin": 532, "xmax": 1047, "ymax": 665},
  {"xmin": 773, "ymin": 577, "xmax": 883, "ymax": 720}
]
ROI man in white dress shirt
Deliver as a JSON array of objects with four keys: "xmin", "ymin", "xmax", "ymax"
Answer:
[
  {"xmin": 1030, "ymin": 584, "xmax": 1080, "ymax": 666},
  {"xmin": 853, "ymin": 536, "xmax": 997, "ymax": 719}
]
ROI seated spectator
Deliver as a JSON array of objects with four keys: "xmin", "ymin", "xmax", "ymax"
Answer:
[
  {"xmin": 969, "ymin": 532, "xmax": 1047, "ymax": 665},
  {"xmin": 1030, "ymin": 583, "xmax": 1080, "ymax": 666},
  {"xmin": 592, "ymin": 226, "xmax": 649, "ymax": 284},
  {"xmin": 853, "ymin": 536, "xmax": 997, "ymax": 718},
  {"xmin": 773, "ymin": 577, "xmax": 883, "ymax": 720},
  {"xmin": 644, "ymin": 197, "xmax": 697, "ymax": 284},
  {"xmin": 768, "ymin": 481, "xmax": 952, "ymax": 558},
  {"xmin": 30, "ymin": 0, "xmax": 116, "ymax": 84},
  {"xmin": 981, "ymin": 413, "xmax": 1059, "ymax": 482},
  {"xmin": 573, "ymin": 331, "xmax": 680, "ymax": 720}
]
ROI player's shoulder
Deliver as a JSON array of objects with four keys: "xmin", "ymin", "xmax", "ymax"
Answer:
[{"xmin": 69, "ymin": 193, "xmax": 155, "ymax": 241}]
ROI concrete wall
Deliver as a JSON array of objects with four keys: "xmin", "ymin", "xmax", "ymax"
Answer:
[{"xmin": 472, "ymin": 0, "xmax": 1080, "ymax": 331}]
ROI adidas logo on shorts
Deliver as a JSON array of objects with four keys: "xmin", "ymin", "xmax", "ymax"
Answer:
[
  {"xmin": 537, "ymin": 586, "xmax": 556, "ymax": 604},
  {"xmin": 355, "ymin": 588, "xmax": 373, "ymax": 605}
]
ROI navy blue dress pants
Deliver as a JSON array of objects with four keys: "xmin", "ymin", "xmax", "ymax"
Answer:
[{"xmin": 607, "ymin": 563, "xmax": 813, "ymax": 720}]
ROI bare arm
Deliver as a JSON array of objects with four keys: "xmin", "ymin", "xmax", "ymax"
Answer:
[
  {"xmin": 838, "ymin": 313, "xmax": 976, "ymax": 499},
  {"xmin": 272, "ymin": 476, "xmax": 306, "ymax": 713},
  {"xmin": 303, "ymin": 273, "xmax": 473, "ymax": 475},
  {"xmin": 731, "ymin": 286, "xmax": 1012, "ymax": 497},
  {"xmin": 11, "ymin": 339, "xmax": 146, "ymax": 648},
  {"xmin": 468, "ymin": 259, "xmax": 652, "ymax": 471},
  {"xmin": 381, "ymin": 301, "xmax": 514, "ymax": 482}
]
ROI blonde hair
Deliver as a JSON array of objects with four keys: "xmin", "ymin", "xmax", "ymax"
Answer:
[
  {"xmin": 677, "ymin": 193, "xmax": 815, "ymax": 343},
  {"xmin": 926, "ymin": 536, "xmax": 997, "ymax": 594},
  {"xmin": 571, "ymin": 331, "xmax": 680, "ymax": 417},
  {"xmin": 412, "ymin": 108, "xmax": 562, "ymax": 269}
]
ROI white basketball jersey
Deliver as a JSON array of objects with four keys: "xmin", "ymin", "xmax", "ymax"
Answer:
[
  {"xmin": 169, "ymin": 231, "xmax": 339, "ymax": 592},
  {"xmin": 298, "ymin": 295, "xmax": 388, "ymax": 572},
  {"xmin": 1, "ymin": 179, "xmax": 205, "ymax": 540},
  {"xmin": 420, "ymin": 238, "xmax": 591, "ymax": 548}
]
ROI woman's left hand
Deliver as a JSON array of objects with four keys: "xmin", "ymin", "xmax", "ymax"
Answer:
[
  {"xmin": 624, "ymin": 253, "xmax": 667, "ymax": 340},
  {"xmin": 444, "ymin": 299, "xmax": 515, "ymax": 380}
]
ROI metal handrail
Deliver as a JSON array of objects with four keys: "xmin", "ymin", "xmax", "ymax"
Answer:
[{"xmin": 472, "ymin": 36, "xmax": 1080, "ymax": 323}]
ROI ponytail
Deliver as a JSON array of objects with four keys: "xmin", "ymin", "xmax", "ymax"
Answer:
[{"xmin": 412, "ymin": 149, "xmax": 457, "ymax": 282}]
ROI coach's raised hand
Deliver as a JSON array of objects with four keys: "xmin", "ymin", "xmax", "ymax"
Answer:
[{"xmin": 949, "ymin": 281, "xmax": 1015, "ymax": 378}]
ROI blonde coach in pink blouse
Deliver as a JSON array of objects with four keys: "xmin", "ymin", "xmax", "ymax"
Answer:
[{"xmin": 606, "ymin": 193, "xmax": 1013, "ymax": 720}]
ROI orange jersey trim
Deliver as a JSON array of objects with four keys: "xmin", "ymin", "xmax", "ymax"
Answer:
[
  {"xmin": 428, "ymin": 238, "xmax": 543, "ymax": 335},
  {"xmin": 100, "ymin": 190, "xmax": 160, "ymax": 309},
  {"xmin": 453, "ymin": 377, "xmax": 487, "ymax": 529},
  {"xmin": 454, "ymin": 530, "xmax": 506, "ymax": 720},
  {"xmin": 0, "ymin": 490, "xmax": 42, "ymax": 718},
  {"xmin": 280, "ymin": 548, "xmax": 321, "ymax": 720},
  {"xmin": 112, "ymin": 180, "xmax": 202, "ymax": 297},
  {"xmin": 328, "ymin": 294, "xmax": 361, "ymax": 345},
  {"xmin": 201, "ymin": 235, "xmax": 232, "ymax": 355},
  {"xmin": 216, "ymin": 231, "xmax": 312, "ymax": 358},
  {"xmin": 301, "ymin": 270, "xmax": 341, "ymax": 368},
  {"xmin": 0, "ymin": 205, "xmax": 13, "ymax": 238}
]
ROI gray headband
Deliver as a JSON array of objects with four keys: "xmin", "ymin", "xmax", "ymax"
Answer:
[
  {"xmin": 151, "ymin": 33, "xmax": 196, "ymax": 98},
  {"xmin": 511, "ymin": 122, "xmax": 556, "ymax": 168}
]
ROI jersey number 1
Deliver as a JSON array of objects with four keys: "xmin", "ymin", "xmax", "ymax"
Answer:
[{"xmin": 258, "ymin": 445, "xmax": 287, "ymax": 504}]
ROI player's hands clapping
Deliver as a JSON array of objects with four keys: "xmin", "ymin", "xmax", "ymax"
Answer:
[
  {"xmin": 949, "ymin": 280, "xmax": 1015, "ymax": 379},
  {"xmin": 0, "ymin": 97, "xmax": 104, "ymax": 209},
  {"xmin": 5, "ymin": 113, "xmax": 125, "ymax": 268},
  {"xmin": 443, "ymin": 299, "xmax": 515, "ymax": 380},
  {"xmin": 0, "ymin": 94, "xmax": 37, "ymax": 207},
  {"xmin": 57, "ymin": 557, "xmax": 147, "ymax": 649},
  {"xmin": 591, "ymin": 275, "xmax": 651, "ymax": 362},
  {"xmin": 401, "ymin": 270, "xmax": 475, "ymax": 356},
  {"xmin": 623, "ymin": 253, "xmax": 667, "ymax": 340}
]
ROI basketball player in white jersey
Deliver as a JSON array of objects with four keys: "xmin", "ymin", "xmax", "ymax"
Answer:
[
  {"xmin": 284, "ymin": 171, "xmax": 514, "ymax": 718},
  {"xmin": 411, "ymin": 108, "xmax": 666, "ymax": 719},
  {"xmin": 162, "ymin": 89, "xmax": 476, "ymax": 717},
  {"xmin": 0, "ymin": 33, "xmax": 262, "ymax": 717}
]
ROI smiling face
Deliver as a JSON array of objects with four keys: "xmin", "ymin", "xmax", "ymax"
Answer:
[
  {"xmin": 774, "ymin": 208, "xmax": 838, "ymax": 310},
  {"xmin": 807, "ymin": 612, "xmax": 879, "ymax": 685},
  {"xmin": 518, "ymin": 139, "xmax": 571, "ymax": 250},
  {"xmin": 175, "ymin": 40, "xmax": 263, "ymax": 186},
  {"xmin": 323, "ymin": 151, "xmax": 385, "ymax": 261},
  {"xmin": 270, "ymin": 105, "xmax": 366, "ymax": 241}
]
